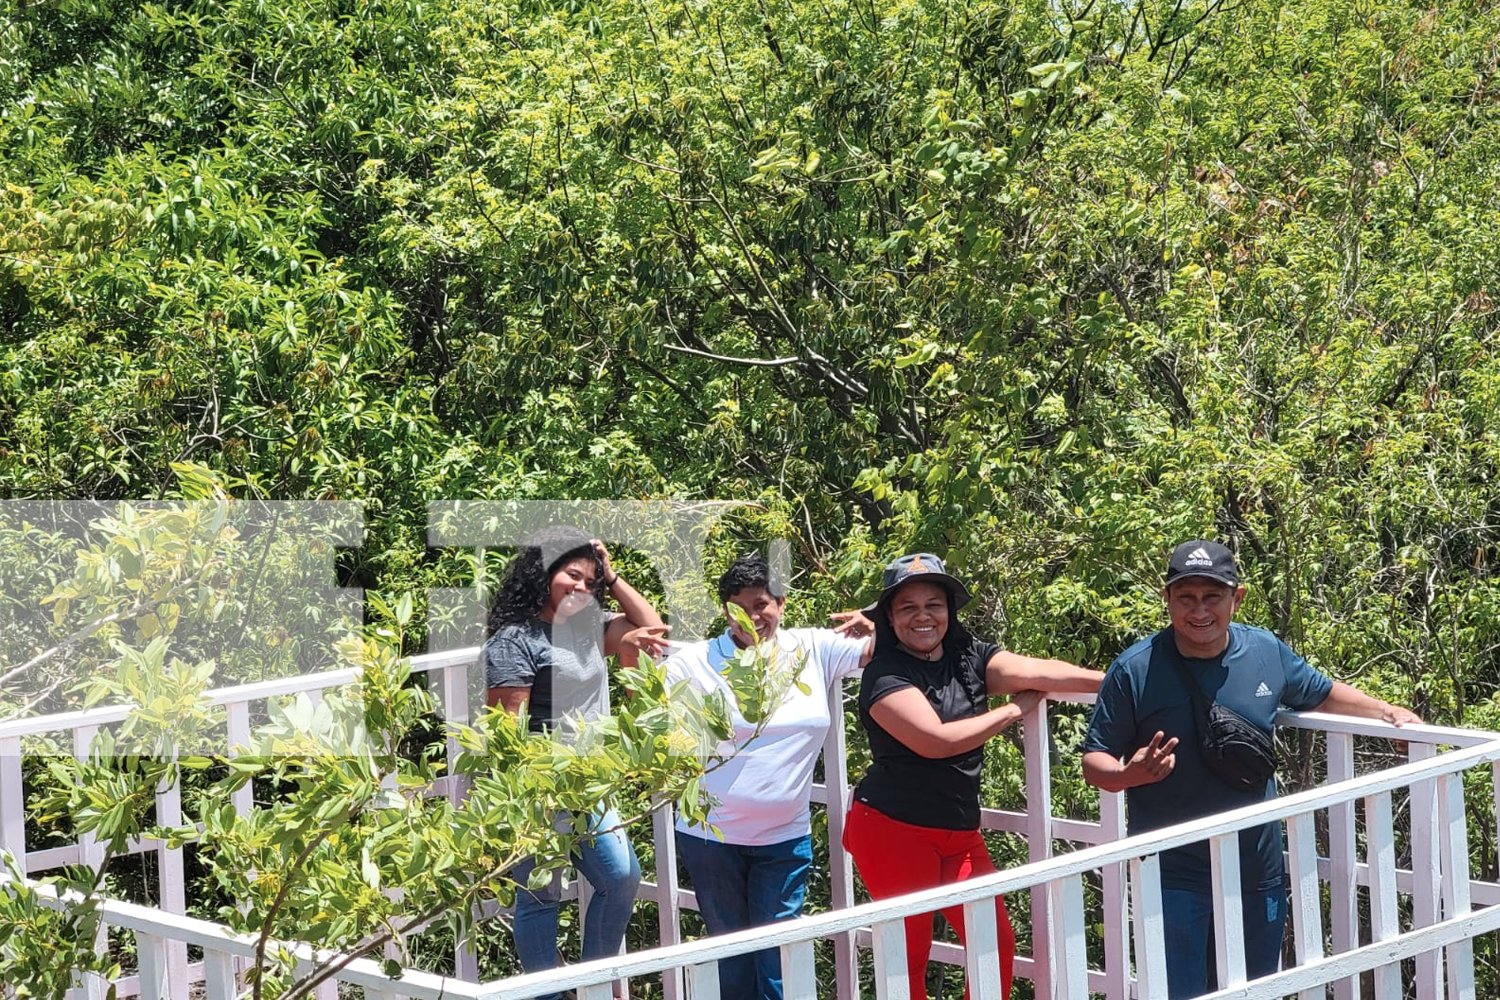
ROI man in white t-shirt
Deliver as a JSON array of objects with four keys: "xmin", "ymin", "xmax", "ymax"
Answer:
[{"xmin": 664, "ymin": 553, "xmax": 870, "ymax": 1000}]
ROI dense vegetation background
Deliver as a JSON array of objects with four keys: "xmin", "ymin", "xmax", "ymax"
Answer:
[{"xmin": 4, "ymin": 0, "xmax": 1500, "ymax": 992}]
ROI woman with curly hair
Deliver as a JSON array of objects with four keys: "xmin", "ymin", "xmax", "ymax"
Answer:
[{"xmin": 483, "ymin": 526, "xmax": 668, "ymax": 997}]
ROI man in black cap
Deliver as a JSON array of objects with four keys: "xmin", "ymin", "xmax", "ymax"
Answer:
[{"xmin": 1081, "ymin": 540, "xmax": 1420, "ymax": 999}]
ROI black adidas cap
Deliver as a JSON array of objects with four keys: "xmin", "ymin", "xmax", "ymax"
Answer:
[{"xmin": 1165, "ymin": 539, "xmax": 1240, "ymax": 587}]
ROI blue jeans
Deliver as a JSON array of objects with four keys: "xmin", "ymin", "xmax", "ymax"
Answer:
[
  {"xmin": 675, "ymin": 831, "xmax": 814, "ymax": 1000},
  {"xmin": 1160, "ymin": 886, "xmax": 1286, "ymax": 999},
  {"xmin": 511, "ymin": 809, "xmax": 642, "ymax": 1000}
]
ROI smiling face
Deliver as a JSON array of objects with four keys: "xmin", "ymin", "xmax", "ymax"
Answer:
[
  {"xmin": 1163, "ymin": 577, "xmax": 1246, "ymax": 658},
  {"xmin": 724, "ymin": 586, "xmax": 786, "ymax": 646},
  {"xmin": 542, "ymin": 556, "xmax": 599, "ymax": 622},
  {"xmin": 888, "ymin": 580, "xmax": 951, "ymax": 659}
]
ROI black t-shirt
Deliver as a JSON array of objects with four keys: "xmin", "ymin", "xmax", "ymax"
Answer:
[{"xmin": 853, "ymin": 636, "xmax": 1002, "ymax": 830}]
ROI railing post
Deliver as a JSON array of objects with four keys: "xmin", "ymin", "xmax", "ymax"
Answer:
[
  {"xmin": 779, "ymin": 940, "xmax": 818, "ymax": 1000},
  {"xmin": 156, "ymin": 772, "xmax": 191, "ymax": 991},
  {"xmin": 135, "ymin": 931, "xmax": 171, "ymax": 1000},
  {"xmin": 1022, "ymin": 697, "xmax": 1053, "ymax": 999},
  {"xmin": 1209, "ymin": 833, "xmax": 1246, "ymax": 988},
  {"xmin": 1129, "ymin": 854, "xmax": 1168, "ymax": 1000},
  {"xmin": 1286, "ymin": 811, "xmax": 1325, "ymax": 1000},
  {"xmin": 203, "ymin": 949, "xmax": 238, "ymax": 1000},
  {"xmin": 1099, "ymin": 790, "xmax": 1129, "ymax": 1000},
  {"xmin": 0, "ymin": 737, "xmax": 25, "ymax": 876},
  {"xmin": 226, "ymin": 701, "xmax": 253, "ymax": 816},
  {"xmin": 1408, "ymin": 743, "xmax": 1444, "ymax": 1000},
  {"xmin": 1439, "ymin": 772, "xmax": 1476, "ymax": 999},
  {"xmin": 1047, "ymin": 874, "xmax": 1088, "ymax": 1000},
  {"xmin": 685, "ymin": 959, "xmax": 722, "ymax": 1000},
  {"xmin": 437, "ymin": 652, "xmax": 479, "ymax": 982},
  {"xmin": 823, "ymin": 678, "xmax": 858, "ymax": 1000},
  {"xmin": 871, "ymin": 917, "xmax": 911, "ymax": 1000},
  {"xmin": 654, "ymin": 802, "xmax": 685, "ymax": 1000},
  {"xmin": 961, "ymin": 896, "xmax": 1004, "ymax": 1000},
  {"xmin": 1327, "ymin": 731, "xmax": 1361, "ymax": 1000},
  {"xmin": 71, "ymin": 726, "xmax": 109, "ymax": 1000},
  {"xmin": 1364, "ymin": 790, "xmax": 1400, "ymax": 1000}
]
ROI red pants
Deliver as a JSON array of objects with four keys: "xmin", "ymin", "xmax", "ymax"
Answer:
[{"xmin": 843, "ymin": 801, "xmax": 1015, "ymax": 999}]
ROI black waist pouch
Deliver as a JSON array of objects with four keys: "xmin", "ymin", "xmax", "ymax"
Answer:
[
  {"xmin": 1199, "ymin": 701, "xmax": 1276, "ymax": 791},
  {"xmin": 1169, "ymin": 649, "xmax": 1277, "ymax": 793}
]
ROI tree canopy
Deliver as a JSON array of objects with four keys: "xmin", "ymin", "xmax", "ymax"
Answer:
[{"xmin": 4, "ymin": 0, "xmax": 1500, "ymax": 990}]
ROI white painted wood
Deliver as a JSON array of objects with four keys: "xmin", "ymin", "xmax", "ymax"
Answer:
[
  {"xmin": 1099, "ymin": 790, "xmax": 1129, "ymax": 1000},
  {"xmin": 1209, "ymin": 833, "xmax": 1246, "ymax": 988},
  {"xmin": 438, "ymin": 656, "xmax": 471, "ymax": 807},
  {"xmin": 0, "ymin": 736, "xmax": 25, "ymax": 873},
  {"xmin": 1439, "ymin": 772, "xmax": 1476, "ymax": 1000},
  {"xmin": 1407, "ymin": 742, "xmax": 1443, "ymax": 1000},
  {"xmin": 9, "ymin": 670, "xmax": 1500, "ymax": 1000},
  {"xmin": 870, "ymin": 917, "xmax": 911, "ymax": 1000},
  {"xmin": 961, "ymin": 895, "xmax": 1003, "ymax": 1000},
  {"xmin": 154, "ymin": 776, "xmax": 191, "ymax": 991},
  {"xmin": 1277, "ymin": 711, "xmax": 1492, "ymax": 748},
  {"xmin": 653, "ymin": 803, "xmax": 684, "ymax": 1000},
  {"xmin": 821, "ymin": 679, "xmax": 858, "ymax": 1000},
  {"xmin": 577, "ymin": 984, "xmax": 613, "ymax": 1000},
  {"xmin": 1327, "ymin": 730, "xmax": 1361, "ymax": 1000},
  {"xmin": 1021, "ymin": 696, "xmax": 1052, "ymax": 1000},
  {"xmin": 225, "ymin": 701, "xmax": 253, "ymax": 816},
  {"xmin": 69, "ymin": 725, "xmax": 109, "ymax": 1000},
  {"xmin": 1194, "ymin": 902, "xmax": 1500, "ymax": 1000},
  {"xmin": 779, "ymin": 939, "xmax": 817, "ymax": 1000},
  {"xmin": 685, "ymin": 959, "xmax": 721, "ymax": 1000},
  {"xmin": 135, "ymin": 931, "xmax": 171, "ymax": 1000},
  {"xmin": 1048, "ymin": 874, "xmax": 1088, "ymax": 1000},
  {"xmin": 203, "ymin": 949, "xmax": 237, "ymax": 1000},
  {"xmin": 1130, "ymin": 855, "xmax": 1168, "ymax": 1000},
  {"xmin": 1363, "ymin": 790, "xmax": 1400, "ymax": 1000},
  {"xmin": 1285, "ymin": 811, "xmax": 1324, "ymax": 1000}
]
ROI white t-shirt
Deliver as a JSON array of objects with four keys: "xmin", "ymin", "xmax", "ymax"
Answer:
[{"xmin": 664, "ymin": 627, "xmax": 866, "ymax": 846}]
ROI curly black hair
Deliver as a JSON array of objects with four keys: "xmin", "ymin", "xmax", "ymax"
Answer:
[
  {"xmin": 485, "ymin": 526, "xmax": 606, "ymax": 634},
  {"xmin": 716, "ymin": 551, "xmax": 786, "ymax": 605}
]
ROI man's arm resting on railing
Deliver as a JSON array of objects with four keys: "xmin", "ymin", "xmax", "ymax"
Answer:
[
  {"xmin": 1313, "ymin": 682, "xmax": 1422, "ymax": 726},
  {"xmin": 1082, "ymin": 732, "xmax": 1179, "ymax": 793}
]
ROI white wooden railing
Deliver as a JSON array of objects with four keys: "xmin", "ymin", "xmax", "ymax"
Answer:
[{"xmin": 4, "ymin": 645, "xmax": 1499, "ymax": 1000}]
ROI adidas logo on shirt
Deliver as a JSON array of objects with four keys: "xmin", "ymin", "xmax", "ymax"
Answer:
[
  {"xmin": 1254, "ymin": 682, "xmax": 1275, "ymax": 698},
  {"xmin": 1185, "ymin": 546, "xmax": 1213, "ymax": 567}
]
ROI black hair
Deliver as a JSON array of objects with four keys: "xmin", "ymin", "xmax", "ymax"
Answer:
[
  {"xmin": 486, "ymin": 526, "xmax": 606, "ymax": 635},
  {"xmin": 717, "ymin": 552, "xmax": 785, "ymax": 605},
  {"xmin": 871, "ymin": 583, "xmax": 974, "ymax": 656}
]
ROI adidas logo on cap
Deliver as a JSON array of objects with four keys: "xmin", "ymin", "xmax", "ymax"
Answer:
[{"xmin": 1166, "ymin": 540, "xmax": 1240, "ymax": 586}]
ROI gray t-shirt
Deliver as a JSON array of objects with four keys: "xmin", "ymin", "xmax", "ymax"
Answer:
[{"xmin": 482, "ymin": 614, "xmax": 614, "ymax": 737}]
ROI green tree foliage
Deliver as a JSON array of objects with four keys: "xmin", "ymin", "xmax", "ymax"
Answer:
[
  {"xmin": 4, "ymin": 0, "xmax": 1498, "ymax": 702},
  {"xmin": 5, "ymin": 0, "xmax": 1500, "ymax": 989},
  {"xmin": 2, "ymin": 492, "xmax": 792, "ymax": 996}
]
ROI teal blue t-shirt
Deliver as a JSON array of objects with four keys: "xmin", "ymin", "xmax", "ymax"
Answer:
[{"xmin": 1082, "ymin": 623, "xmax": 1332, "ymax": 891}]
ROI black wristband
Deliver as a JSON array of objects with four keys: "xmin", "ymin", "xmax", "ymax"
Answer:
[{"xmin": 605, "ymin": 574, "xmax": 620, "ymax": 587}]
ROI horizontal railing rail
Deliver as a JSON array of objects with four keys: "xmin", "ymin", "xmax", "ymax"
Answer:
[
  {"xmin": 462, "ymin": 738, "xmax": 1500, "ymax": 1000},
  {"xmin": 6, "ymin": 641, "xmax": 1500, "ymax": 1000}
]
